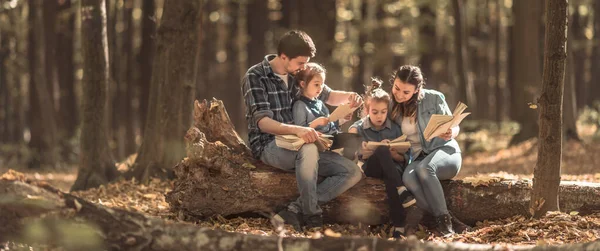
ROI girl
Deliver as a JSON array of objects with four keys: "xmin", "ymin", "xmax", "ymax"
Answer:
[
  {"xmin": 349, "ymin": 78, "xmax": 416, "ymax": 238},
  {"xmin": 389, "ymin": 65, "xmax": 464, "ymax": 237},
  {"xmin": 292, "ymin": 62, "xmax": 341, "ymax": 135}
]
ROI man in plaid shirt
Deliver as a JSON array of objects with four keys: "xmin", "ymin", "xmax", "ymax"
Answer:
[{"xmin": 242, "ymin": 30, "xmax": 363, "ymax": 230}]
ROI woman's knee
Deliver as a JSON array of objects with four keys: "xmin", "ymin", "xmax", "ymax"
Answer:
[
  {"xmin": 402, "ymin": 170, "xmax": 419, "ymax": 190},
  {"xmin": 414, "ymin": 161, "xmax": 434, "ymax": 179}
]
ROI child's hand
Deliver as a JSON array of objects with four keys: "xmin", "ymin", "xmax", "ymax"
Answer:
[
  {"xmin": 390, "ymin": 149, "xmax": 405, "ymax": 162},
  {"xmin": 361, "ymin": 141, "xmax": 373, "ymax": 158},
  {"xmin": 309, "ymin": 117, "xmax": 330, "ymax": 128}
]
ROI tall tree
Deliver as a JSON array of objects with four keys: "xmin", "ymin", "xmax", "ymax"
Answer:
[
  {"xmin": 509, "ymin": 0, "xmax": 544, "ymax": 145},
  {"xmin": 246, "ymin": 0, "xmax": 268, "ymax": 65},
  {"xmin": 563, "ymin": 12, "xmax": 580, "ymax": 141},
  {"xmin": 591, "ymin": 1, "xmax": 600, "ymax": 103},
  {"xmin": 28, "ymin": 0, "xmax": 60, "ymax": 168},
  {"xmin": 71, "ymin": 0, "xmax": 118, "ymax": 191},
  {"xmin": 452, "ymin": 0, "xmax": 476, "ymax": 114},
  {"xmin": 56, "ymin": 0, "xmax": 79, "ymax": 153},
  {"xmin": 138, "ymin": 0, "xmax": 155, "ymax": 134},
  {"xmin": 418, "ymin": 2, "xmax": 437, "ymax": 87},
  {"xmin": 130, "ymin": 0, "xmax": 202, "ymax": 183},
  {"xmin": 530, "ymin": 0, "xmax": 568, "ymax": 219}
]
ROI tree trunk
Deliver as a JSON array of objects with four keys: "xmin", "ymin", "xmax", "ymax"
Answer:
[
  {"xmin": 570, "ymin": 8, "xmax": 588, "ymax": 111},
  {"xmin": 246, "ymin": 0, "xmax": 268, "ymax": 65},
  {"xmin": 138, "ymin": 0, "xmax": 155, "ymax": 135},
  {"xmin": 71, "ymin": 0, "xmax": 118, "ymax": 192},
  {"xmin": 130, "ymin": 0, "xmax": 201, "ymax": 183},
  {"xmin": 508, "ymin": 0, "xmax": 544, "ymax": 145},
  {"xmin": 43, "ymin": 0, "xmax": 58, "ymax": 110},
  {"xmin": 3, "ymin": 178, "xmax": 598, "ymax": 251},
  {"xmin": 166, "ymin": 100, "xmax": 600, "ymax": 226},
  {"xmin": 28, "ymin": 0, "xmax": 60, "ymax": 168},
  {"xmin": 418, "ymin": 3, "xmax": 437, "ymax": 88},
  {"xmin": 0, "ymin": 31, "xmax": 7, "ymax": 142},
  {"xmin": 452, "ymin": 0, "xmax": 476, "ymax": 114},
  {"xmin": 563, "ymin": 17, "xmax": 580, "ymax": 142},
  {"xmin": 591, "ymin": 1, "xmax": 600, "ymax": 104},
  {"xmin": 56, "ymin": 0, "xmax": 79, "ymax": 157},
  {"xmin": 530, "ymin": 0, "xmax": 568, "ymax": 219}
]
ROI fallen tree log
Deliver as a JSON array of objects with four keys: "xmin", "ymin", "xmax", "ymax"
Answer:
[
  {"xmin": 166, "ymin": 99, "xmax": 600, "ymax": 226},
  {"xmin": 1, "ymin": 176, "xmax": 599, "ymax": 251}
]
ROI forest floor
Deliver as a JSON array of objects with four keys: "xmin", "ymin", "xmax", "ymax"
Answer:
[{"xmin": 2, "ymin": 122, "xmax": 600, "ymax": 249}]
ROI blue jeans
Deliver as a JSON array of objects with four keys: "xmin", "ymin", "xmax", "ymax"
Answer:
[
  {"xmin": 402, "ymin": 146, "xmax": 461, "ymax": 216},
  {"xmin": 260, "ymin": 140, "xmax": 362, "ymax": 216}
]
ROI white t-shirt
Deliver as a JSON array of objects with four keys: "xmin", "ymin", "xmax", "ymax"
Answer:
[
  {"xmin": 274, "ymin": 73, "xmax": 288, "ymax": 88},
  {"xmin": 402, "ymin": 116, "xmax": 422, "ymax": 158}
]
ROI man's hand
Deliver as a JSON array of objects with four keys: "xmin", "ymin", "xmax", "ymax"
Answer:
[
  {"xmin": 295, "ymin": 126, "xmax": 319, "ymax": 143},
  {"xmin": 309, "ymin": 117, "xmax": 330, "ymax": 128},
  {"xmin": 348, "ymin": 92, "xmax": 363, "ymax": 108}
]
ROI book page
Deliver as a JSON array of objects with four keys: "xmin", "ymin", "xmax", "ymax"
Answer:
[{"xmin": 329, "ymin": 103, "xmax": 359, "ymax": 122}]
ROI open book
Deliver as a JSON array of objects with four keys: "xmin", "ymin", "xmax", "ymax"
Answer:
[
  {"xmin": 362, "ymin": 135, "xmax": 411, "ymax": 159},
  {"xmin": 422, "ymin": 101, "xmax": 470, "ymax": 141},
  {"xmin": 275, "ymin": 134, "xmax": 333, "ymax": 152},
  {"xmin": 329, "ymin": 103, "xmax": 359, "ymax": 123}
]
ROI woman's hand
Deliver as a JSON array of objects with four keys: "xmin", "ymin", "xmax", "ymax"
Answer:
[
  {"xmin": 309, "ymin": 117, "xmax": 330, "ymax": 128},
  {"xmin": 439, "ymin": 126, "xmax": 460, "ymax": 141}
]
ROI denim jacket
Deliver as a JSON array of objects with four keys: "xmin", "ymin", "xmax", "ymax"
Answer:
[
  {"xmin": 390, "ymin": 89, "xmax": 461, "ymax": 159},
  {"xmin": 351, "ymin": 117, "xmax": 411, "ymax": 170}
]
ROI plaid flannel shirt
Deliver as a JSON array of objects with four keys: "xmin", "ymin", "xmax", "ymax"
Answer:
[{"xmin": 241, "ymin": 54, "xmax": 331, "ymax": 158}]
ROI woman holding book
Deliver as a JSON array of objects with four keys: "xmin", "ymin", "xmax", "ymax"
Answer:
[
  {"xmin": 348, "ymin": 79, "xmax": 417, "ymax": 239},
  {"xmin": 388, "ymin": 65, "xmax": 464, "ymax": 237}
]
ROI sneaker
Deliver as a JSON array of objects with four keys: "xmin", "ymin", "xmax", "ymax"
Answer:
[
  {"xmin": 435, "ymin": 214, "xmax": 455, "ymax": 237},
  {"xmin": 303, "ymin": 214, "xmax": 323, "ymax": 229},
  {"xmin": 392, "ymin": 226, "xmax": 405, "ymax": 239},
  {"xmin": 273, "ymin": 209, "xmax": 302, "ymax": 231},
  {"xmin": 397, "ymin": 186, "xmax": 416, "ymax": 208}
]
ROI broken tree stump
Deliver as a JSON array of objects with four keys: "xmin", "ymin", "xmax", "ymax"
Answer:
[
  {"xmin": 1, "ymin": 173, "xmax": 599, "ymax": 251},
  {"xmin": 166, "ymin": 99, "xmax": 600, "ymax": 226}
]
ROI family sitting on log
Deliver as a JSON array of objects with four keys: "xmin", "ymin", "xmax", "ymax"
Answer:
[{"xmin": 241, "ymin": 30, "xmax": 465, "ymax": 238}]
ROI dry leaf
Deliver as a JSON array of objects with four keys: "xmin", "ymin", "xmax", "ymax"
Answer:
[
  {"xmin": 324, "ymin": 228, "xmax": 342, "ymax": 237},
  {"xmin": 74, "ymin": 199, "xmax": 82, "ymax": 212}
]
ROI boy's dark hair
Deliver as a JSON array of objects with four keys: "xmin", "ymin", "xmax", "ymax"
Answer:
[{"xmin": 277, "ymin": 30, "xmax": 316, "ymax": 59}]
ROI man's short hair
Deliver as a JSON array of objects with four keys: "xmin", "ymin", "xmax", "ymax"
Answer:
[{"xmin": 277, "ymin": 30, "xmax": 316, "ymax": 59}]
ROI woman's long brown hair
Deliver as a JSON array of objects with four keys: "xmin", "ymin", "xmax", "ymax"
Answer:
[{"xmin": 390, "ymin": 65, "xmax": 425, "ymax": 121}]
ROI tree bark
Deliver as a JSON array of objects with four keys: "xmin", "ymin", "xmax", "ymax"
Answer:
[
  {"xmin": 166, "ymin": 100, "xmax": 600, "ymax": 226},
  {"xmin": 452, "ymin": 0, "xmax": 476, "ymax": 115},
  {"xmin": 530, "ymin": 0, "xmax": 568, "ymax": 218},
  {"xmin": 4, "ymin": 178, "xmax": 598, "ymax": 251},
  {"xmin": 130, "ymin": 0, "xmax": 201, "ymax": 183},
  {"xmin": 508, "ymin": 0, "xmax": 543, "ymax": 145},
  {"xmin": 71, "ymin": 0, "xmax": 118, "ymax": 192},
  {"xmin": 138, "ymin": 0, "xmax": 155, "ymax": 135},
  {"xmin": 43, "ymin": 0, "xmax": 58, "ymax": 109},
  {"xmin": 27, "ymin": 0, "xmax": 60, "ymax": 168}
]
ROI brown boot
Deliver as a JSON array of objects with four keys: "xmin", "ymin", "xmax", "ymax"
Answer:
[
  {"xmin": 449, "ymin": 211, "xmax": 472, "ymax": 233},
  {"xmin": 435, "ymin": 214, "xmax": 454, "ymax": 237},
  {"xmin": 404, "ymin": 205, "xmax": 424, "ymax": 236}
]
